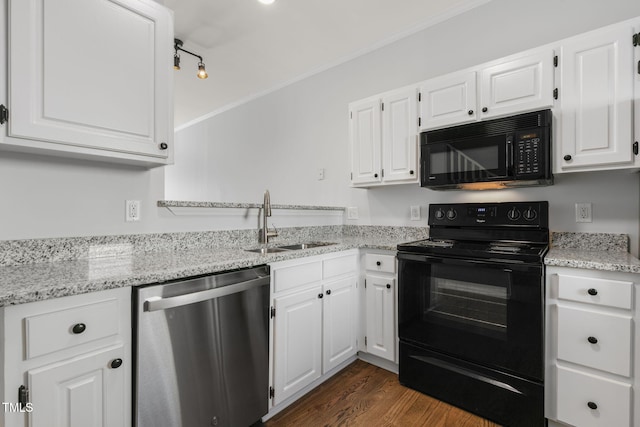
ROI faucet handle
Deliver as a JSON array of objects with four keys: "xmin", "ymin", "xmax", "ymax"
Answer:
[{"xmin": 267, "ymin": 223, "xmax": 278, "ymax": 237}]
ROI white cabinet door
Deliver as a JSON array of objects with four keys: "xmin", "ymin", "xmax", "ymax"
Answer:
[
  {"xmin": 557, "ymin": 24, "xmax": 635, "ymax": 171},
  {"xmin": 365, "ymin": 275, "xmax": 396, "ymax": 362},
  {"xmin": 272, "ymin": 286, "xmax": 323, "ymax": 405},
  {"xmin": 381, "ymin": 88, "xmax": 418, "ymax": 183},
  {"xmin": 479, "ymin": 49, "xmax": 554, "ymax": 119},
  {"xmin": 6, "ymin": 0, "xmax": 173, "ymax": 165},
  {"xmin": 28, "ymin": 344, "xmax": 127, "ymax": 427},
  {"xmin": 420, "ymin": 70, "xmax": 477, "ymax": 130},
  {"xmin": 349, "ymin": 98, "xmax": 382, "ymax": 186},
  {"xmin": 322, "ymin": 277, "xmax": 357, "ymax": 373}
]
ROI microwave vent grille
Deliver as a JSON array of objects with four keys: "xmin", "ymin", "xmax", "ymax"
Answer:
[{"xmin": 423, "ymin": 109, "xmax": 551, "ymax": 144}]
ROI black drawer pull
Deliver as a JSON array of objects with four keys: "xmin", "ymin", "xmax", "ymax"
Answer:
[
  {"xmin": 386, "ymin": 284, "xmax": 391, "ymax": 289},
  {"xmin": 564, "ymin": 154, "xmax": 572, "ymax": 161},
  {"xmin": 72, "ymin": 323, "xmax": 86, "ymax": 334},
  {"xmin": 468, "ymin": 110, "xmax": 474, "ymax": 115},
  {"xmin": 587, "ymin": 336, "xmax": 598, "ymax": 344},
  {"xmin": 318, "ymin": 293, "xmax": 323, "ymax": 299},
  {"xmin": 159, "ymin": 142, "xmax": 168, "ymax": 150},
  {"xmin": 587, "ymin": 288, "xmax": 598, "ymax": 296},
  {"xmin": 587, "ymin": 401, "xmax": 598, "ymax": 410},
  {"xmin": 326, "ymin": 290, "xmax": 331, "ymax": 295},
  {"xmin": 110, "ymin": 358, "xmax": 123, "ymax": 369}
]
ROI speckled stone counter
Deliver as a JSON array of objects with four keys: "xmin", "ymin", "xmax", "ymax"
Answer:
[
  {"xmin": 0, "ymin": 226, "xmax": 427, "ymax": 307},
  {"xmin": 545, "ymin": 231, "xmax": 640, "ymax": 273}
]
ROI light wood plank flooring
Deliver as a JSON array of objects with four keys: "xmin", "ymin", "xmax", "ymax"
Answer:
[{"xmin": 265, "ymin": 360, "xmax": 501, "ymax": 426}]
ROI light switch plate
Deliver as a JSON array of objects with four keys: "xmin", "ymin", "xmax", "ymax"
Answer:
[{"xmin": 347, "ymin": 207, "xmax": 359, "ymax": 220}]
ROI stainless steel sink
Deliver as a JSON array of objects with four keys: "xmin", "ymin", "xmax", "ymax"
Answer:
[
  {"xmin": 277, "ymin": 242, "xmax": 336, "ymax": 250},
  {"xmin": 245, "ymin": 247, "xmax": 290, "ymax": 255},
  {"xmin": 245, "ymin": 242, "xmax": 336, "ymax": 254}
]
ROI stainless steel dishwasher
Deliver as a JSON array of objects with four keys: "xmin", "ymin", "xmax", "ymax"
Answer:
[{"xmin": 134, "ymin": 265, "xmax": 270, "ymax": 427}]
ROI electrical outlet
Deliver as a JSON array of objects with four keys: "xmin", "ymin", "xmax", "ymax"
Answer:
[
  {"xmin": 347, "ymin": 207, "xmax": 359, "ymax": 220},
  {"xmin": 575, "ymin": 202, "xmax": 592, "ymax": 223},
  {"xmin": 126, "ymin": 200, "xmax": 141, "ymax": 222},
  {"xmin": 410, "ymin": 205, "xmax": 421, "ymax": 221}
]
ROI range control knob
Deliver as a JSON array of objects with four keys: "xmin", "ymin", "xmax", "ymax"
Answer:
[
  {"xmin": 446, "ymin": 209, "xmax": 457, "ymax": 220},
  {"xmin": 434, "ymin": 209, "xmax": 445, "ymax": 220},
  {"xmin": 523, "ymin": 207, "xmax": 538, "ymax": 221},
  {"xmin": 507, "ymin": 207, "xmax": 521, "ymax": 221}
]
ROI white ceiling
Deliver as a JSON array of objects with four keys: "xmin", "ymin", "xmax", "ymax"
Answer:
[{"xmin": 166, "ymin": 0, "xmax": 490, "ymax": 128}]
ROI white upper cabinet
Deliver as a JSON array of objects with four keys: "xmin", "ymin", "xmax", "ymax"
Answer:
[
  {"xmin": 420, "ymin": 48, "xmax": 554, "ymax": 130},
  {"xmin": 479, "ymin": 49, "xmax": 555, "ymax": 120},
  {"xmin": 419, "ymin": 70, "xmax": 477, "ymax": 130},
  {"xmin": 556, "ymin": 21, "xmax": 639, "ymax": 172},
  {"xmin": 349, "ymin": 86, "xmax": 419, "ymax": 188},
  {"xmin": 381, "ymin": 88, "xmax": 419, "ymax": 183},
  {"xmin": 1, "ymin": 0, "xmax": 174, "ymax": 167},
  {"xmin": 349, "ymin": 98, "xmax": 382, "ymax": 186}
]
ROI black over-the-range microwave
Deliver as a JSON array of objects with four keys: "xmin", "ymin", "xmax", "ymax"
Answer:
[{"xmin": 420, "ymin": 109, "xmax": 553, "ymax": 190}]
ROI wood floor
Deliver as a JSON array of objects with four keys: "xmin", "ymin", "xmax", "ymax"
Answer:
[{"xmin": 265, "ymin": 360, "xmax": 501, "ymax": 427}]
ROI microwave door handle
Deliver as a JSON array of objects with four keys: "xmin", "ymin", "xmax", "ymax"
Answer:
[{"xmin": 506, "ymin": 138, "xmax": 513, "ymax": 176}]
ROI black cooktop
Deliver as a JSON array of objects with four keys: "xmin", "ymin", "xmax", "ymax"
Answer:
[{"xmin": 397, "ymin": 201, "xmax": 549, "ymax": 263}]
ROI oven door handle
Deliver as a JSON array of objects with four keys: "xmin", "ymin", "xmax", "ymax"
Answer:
[{"xmin": 397, "ymin": 252, "xmax": 540, "ymax": 272}]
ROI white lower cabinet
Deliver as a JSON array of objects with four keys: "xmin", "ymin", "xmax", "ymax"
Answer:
[
  {"xmin": 363, "ymin": 251, "xmax": 397, "ymax": 363},
  {"xmin": 546, "ymin": 267, "xmax": 636, "ymax": 427},
  {"xmin": 270, "ymin": 250, "xmax": 358, "ymax": 408},
  {"xmin": 0, "ymin": 287, "xmax": 131, "ymax": 427}
]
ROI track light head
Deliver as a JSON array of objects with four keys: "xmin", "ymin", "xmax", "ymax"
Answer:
[{"xmin": 173, "ymin": 38, "xmax": 207, "ymax": 80}]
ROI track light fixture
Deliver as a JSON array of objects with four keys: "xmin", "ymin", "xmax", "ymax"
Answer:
[{"xmin": 173, "ymin": 38, "xmax": 208, "ymax": 79}]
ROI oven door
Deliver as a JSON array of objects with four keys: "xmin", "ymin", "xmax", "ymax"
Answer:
[
  {"xmin": 397, "ymin": 252, "xmax": 543, "ymax": 381},
  {"xmin": 421, "ymin": 134, "xmax": 511, "ymax": 187}
]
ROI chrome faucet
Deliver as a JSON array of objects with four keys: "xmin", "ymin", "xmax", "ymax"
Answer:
[{"xmin": 260, "ymin": 190, "xmax": 278, "ymax": 244}]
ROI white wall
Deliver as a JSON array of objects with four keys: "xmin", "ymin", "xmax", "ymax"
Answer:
[
  {"xmin": 166, "ymin": 0, "xmax": 640, "ymax": 254},
  {"xmin": 1, "ymin": 0, "xmax": 639, "ymax": 255}
]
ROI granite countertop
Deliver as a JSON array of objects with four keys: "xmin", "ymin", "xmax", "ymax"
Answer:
[
  {"xmin": 0, "ymin": 234, "xmax": 409, "ymax": 307},
  {"xmin": 544, "ymin": 247, "xmax": 640, "ymax": 274}
]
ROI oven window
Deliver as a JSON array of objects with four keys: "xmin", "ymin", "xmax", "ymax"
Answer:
[{"xmin": 429, "ymin": 276, "xmax": 507, "ymax": 334}]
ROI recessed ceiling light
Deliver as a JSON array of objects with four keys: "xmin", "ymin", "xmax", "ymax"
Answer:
[{"xmin": 258, "ymin": 0, "xmax": 275, "ymax": 4}]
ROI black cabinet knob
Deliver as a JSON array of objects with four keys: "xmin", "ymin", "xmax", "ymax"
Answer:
[
  {"xmin": 374, "ymin": 173, "xmax": 379, "ymax": 178},
  {"xmin": 468, "ymin": 110, "xmax": 474, "ymax": 115},
  {"xmin": 564, "ymin": 154, "xmax": 572, "ymax": 161},
  {"xmin": 110, "ymin": 358, "xmax": 123, "ymax": 369},
  {"xmin": 588, "ymin": 336, "xmax": 598, "ymax": 344},
  {"xmin": 409, "ymin": 170, "xmax": 414, "ymax": 175},
  {"xmin": 376, "ymin": 261, "xmax": 381, "ymax": 266},
  {"xmin": 318, "ymin": 293, "xmax": 323, "ymax": 299},
  {"xmin": 72, "ymin": 323, "xmax": 86, "ymax": 334},
  {"xmin": 587, "ymin": 288, "xmax": 598, "ymax": 296},
  {"xmin": 326, "ymin": 290, "xmax": 331, "ymax": 295},
  {"xmin": 587, "ymin": 401, "xmax": 598, "ymax": 410},
  {"xmin": 386, "ymin": 284, "xmax": 391, "ymax": 289},
  {"xmin": 159, "ymin": 142, "xmax": 168, "ymax": 150},
  {"xmin": 482, "ymin": 107, "xmax": 488, "ymax": 113}
]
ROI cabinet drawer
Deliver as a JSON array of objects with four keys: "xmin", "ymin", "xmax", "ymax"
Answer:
[
  {"xmin": 556, "ymin": 366, "xmax": 631, "ymax": 427},
  {"xmin": 365, "ymin": 254, "xmax": 395, "ymax": 274},
  {"xmin": 25, "ymin": 298, "xmax": 120, "ymax": 359},
  {"xmin": 323, "ymin": 253, "xmax": 357, "ymax": 280},
  {"xmin": 556, "ymin": 274, "xmax": 633, "ymax": 309},
  {"xmin": 557, "ymin": 305, "xmax": 632, "ymax": 376},
  {"xmin": 272, "ymin": 260, "xmax": 323, "ymax": 294}
]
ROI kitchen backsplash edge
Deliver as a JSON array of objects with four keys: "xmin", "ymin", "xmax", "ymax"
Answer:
[
  {"xmin": 0, "ymin": 225, "xmax": 429, "ymax": 267},
  {"xmin": 550, "ymin": 231, "xmax": 629, "ymax": 252}
]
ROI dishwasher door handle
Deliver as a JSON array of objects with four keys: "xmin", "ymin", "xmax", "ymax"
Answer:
[{"xmin": 144, "ymin": 276, "xmax": 269, "ymax": 312}]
